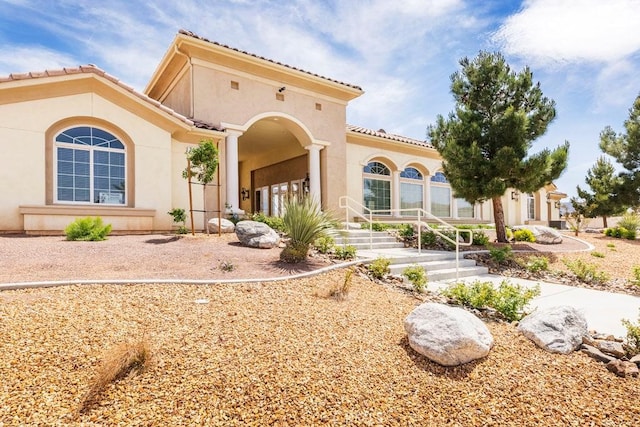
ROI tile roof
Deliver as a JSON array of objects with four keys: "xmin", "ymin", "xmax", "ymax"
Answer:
[
  {"xmin": 0, "ymin": 64, "xmax": 222, "ymax": 131},
  {"xmin": 179, "ymin": 29, "xmax": 363, "ymax": 91},
  {"xmin": 347, "ymin": 125, "xmax": 433, "ymax": 148}
]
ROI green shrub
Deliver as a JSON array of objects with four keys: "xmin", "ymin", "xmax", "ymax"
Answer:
[
  {"xmin": 313, "ymin": 235, "xmax": 335, "ymax": 254},
  {"xmin": 590, "ymin": 251, "xmax": 605, "ymax": 258},
  {"xmin": 65, "ymin": 217, "xmax": 112, "ymax": 241},
  {"xmin": 371, "ymin": 222, "xmax": 390, "ymax": 232},
  {"xmin": 471, "ymin": 230, "xmax": 490, "ymax": 246},
  {"xmin": 334, "ymin": 245, "xmax": 357, "ymax": 260},
  {"xmin": 607, "ymin": 243, "xmax": 616, "ymax": 248},
  {"xmin": 618, "ymin": 212, "xmax": 640, "ymax": 232},
  {"xmin": 420, "ymin": 230, "xmax": 438, "ymax": 247},
  {"xmin": 524, "ymin": 255, "xmax": 549, "ymax": 273},
  {"xmin": 167, "ymin": 208, "xmax": 187, "ymax": 234},
  {"xmin": 621, "ymin": 310, "xmax": 640, "ymax": 356},
  {"xmin": 631, "ymin": 265, "xmax": 640, "ymax": 285},
  {"xmin": 488, "ymin": 244, "xmax": 512, "ymax": 264},
  {"xmin": 399, "ymin": 224, "xmax": 414, "ymax": 238},
  {"xmin": 251, "ymin": 212, "xmax": 285, "ymax": 232},
  {"xmin": 625, "ymin": 228, "xmax": 637, "ymax": 240},
  {"xmin": 279, "ymin": 197, "xmax": 336, "ymax": 263},
  {"xmin": 604, "ymin": 228, "xmax": 614, "ymax": 237},
  {"xmin": 367, "ymin": 257, "xmax": 391, "ymax": 280},
  {"xmin": 441, "ymin": 280, "xmax": 540, "ymax": 321},
  {"xmin": 513, "ymin": 229, "xmax": 536, "ymax": 243},
  {"xmin": 563, "ymin": 259, "xmax": 609, "ymax": 285},
  {"xmin": 402, "ymin": 265, "xmax": 427, "ymax": 293}
]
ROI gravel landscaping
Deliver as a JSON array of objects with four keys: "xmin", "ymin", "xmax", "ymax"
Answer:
[{"xmin": 1, "ymin": 232, "xmax": 639, "ymax": 425}]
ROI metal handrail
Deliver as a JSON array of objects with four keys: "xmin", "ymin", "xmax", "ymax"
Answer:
[{"xmin": 338, "ymin": 196, "xmax": 474, "ymax": 280}]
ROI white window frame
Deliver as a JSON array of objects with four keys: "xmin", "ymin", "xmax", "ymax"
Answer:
[{"xmin": 54, "ymin": 126, "xmax": 127, "ymax": 206}]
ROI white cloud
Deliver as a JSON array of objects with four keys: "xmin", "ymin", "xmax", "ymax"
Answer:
[
  {"xmin": 493, "ymin": 0, "xmax": 640, "ymax": 65},
  {"xmin": 0, "ymin": 45, "xmax": 78, "ymax": 76}
]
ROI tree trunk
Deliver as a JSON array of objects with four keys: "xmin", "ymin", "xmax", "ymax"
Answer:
[
  {"xmin": 603, "ymin": 216, "xmax": 608, "ymax": 228},
  {"xmin": 492, "ymin": 196, "xmax": 508, "ymax": 243}
]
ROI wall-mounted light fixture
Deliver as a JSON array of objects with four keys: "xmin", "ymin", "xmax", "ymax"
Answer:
[
  {"xmin": 302, "ymin": 173, "xmax": 310, "ymax": 193},
  {"xmin": 278, "ymin": 86, "xmax": 286, "ymax": 93},
  {"xmin": 241, "ymin": 187, "xmax": 250, "ymax": 201},
  {"xmin": 554, "ymin": 201, "xmax": 561, "ymax": 209},
  {"xmin": 511, "ymin": 191, "xmax": 520, "ymax": 201}
]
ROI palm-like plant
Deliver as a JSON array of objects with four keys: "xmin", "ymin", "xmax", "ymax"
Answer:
[{"xmin": 280, "ymin": 196, "xmax": 336, "ymax": 263}]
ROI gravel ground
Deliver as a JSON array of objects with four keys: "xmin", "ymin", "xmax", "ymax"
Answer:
[
  {"xmin": 1, "ymin": 232, "xmax": 639, "ymax": 425},
  {"xmin": 1, "ymin": 271, "xmax": 639, "ymax": 426}
]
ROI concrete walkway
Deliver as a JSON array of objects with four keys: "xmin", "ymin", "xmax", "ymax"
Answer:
[{"xmin": 429, "ymin": 274, "xmax": 640, "ymax": 338}]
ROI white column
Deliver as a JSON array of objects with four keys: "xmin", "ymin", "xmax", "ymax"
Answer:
[
  {"xmin": 392, "ymin": 170, "xmax": 401, "ymax": 217},
  {"xmin": 305, "ymin": 144, "xmax": 323, "ymax": 202},
  {"xmin": 452, "ymin": 197, "xmax": 459, "ymax": 219},
  {"xmin": 225, "ymin": 129, "xmax": 243, "ymax": 212}
]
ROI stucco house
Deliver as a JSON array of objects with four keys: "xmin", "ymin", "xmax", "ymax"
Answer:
[{"xmin": 0, "ymin": 30, "xmax": 565, "ymax": 234}]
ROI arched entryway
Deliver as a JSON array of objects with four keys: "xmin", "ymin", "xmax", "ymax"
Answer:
[{"xmin": 222, "ymin": 113, "xmax": 324, "ymax": 215}]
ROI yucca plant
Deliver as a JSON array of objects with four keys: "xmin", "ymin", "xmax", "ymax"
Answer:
[{"xmin": 280, "ymin": 196, "xmax": 336, "ymax": 263}]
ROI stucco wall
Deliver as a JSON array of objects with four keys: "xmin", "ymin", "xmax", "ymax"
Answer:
[
  {"xmin": 189, "ymin": 63, "xmax": 349, "ymax": 211},
  {"xmin": 0, "ymin": 91, "xmax": 192, "ymax": 233}
]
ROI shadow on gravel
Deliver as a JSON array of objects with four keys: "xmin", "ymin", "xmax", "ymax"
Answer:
[{"xmin": 144, "ymin": 236, "xmax": 181, "ymax": 244}]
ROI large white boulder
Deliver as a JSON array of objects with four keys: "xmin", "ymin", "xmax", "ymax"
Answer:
[
  {"xmin": 208, "ymin": 218, "xmax": 235, "ymax": 233},
  {"xmin": 404, "ymin": 303, "xmax": 494, "ymax": 366},
  {"xmin": 518, "ymin": 306, "xmax": 588, "ymax": 354},
  {"xmin": 235, "ymin": 220, "xmax": 280, "ymax": 249}
]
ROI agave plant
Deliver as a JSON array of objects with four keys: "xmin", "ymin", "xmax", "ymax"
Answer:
[{"xmin": 280, "ymin": 196, "xmax": 336, "ymax": 263}]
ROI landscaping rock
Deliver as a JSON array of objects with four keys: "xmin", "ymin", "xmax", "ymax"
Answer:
[
  {"xmin": 606, "ymin": 360, "xmax": 639, "ymax": 378},
  {"xmin": 208, "ymin": 218, "xmax": 235, "ymax": 233},
  {"xmin": 518, "ymin": 306, "xmax": 588, "ymax": 354},
  {"xmin": 581, "ymin": 344, "xmax": 616, "ymax": 364},
  {"xmin": 630, "ymin": 354, "xmax": 640, "ymax": 367},
  {"xmin": 235, "ymin": 221, "xmax": 280, "ymax": 249},
  {"xmin": 404, "ymin": 302, "xmax": 494, "ymax": 366},
  {"xmin": 595, "ymin": 340, "xmax": 626, "ymax": 358}
]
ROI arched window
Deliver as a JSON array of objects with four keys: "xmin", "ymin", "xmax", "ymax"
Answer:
[
  {"xmin": 55, "ymin": 126, "xmax": 126, "ymax": 205},
  {"xmin": 430, "ymin": 172, "xmax": 451, "ymax": 217},
  {"xmin": 400, "ymin": 167, "xmax": 423, "ymax": 215},
  {"xmin": 363, "ymin": 161, "xmax": 391, "ymax": 214}
]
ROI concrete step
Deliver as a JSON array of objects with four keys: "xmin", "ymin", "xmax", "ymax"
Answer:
[
  {"xmin": 388, "ymin": 259, "xmax": 479, "ymax": 276},
  {"xmin": 424, "ymin": 266, "xmax": 489, "ymax": 282},
  {"xmin": 344, "ymin": 241, "xmax": 406, "ymax": 250},
  {"xmin": 333, "ymin": 236, "xmax": 399, "ymax": 244}
]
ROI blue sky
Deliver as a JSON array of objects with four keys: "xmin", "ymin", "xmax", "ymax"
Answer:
[{"xmin": 1, "ymin": 0, "xmax": 640, "ymax": 199}]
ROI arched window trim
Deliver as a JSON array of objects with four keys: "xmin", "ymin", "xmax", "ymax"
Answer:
[
  {"xmin": 363, "ymin": 161, "xmax": 392, "ymax": 214},
  {"xmin": 363, "ymin": 161, "xmax": 391, "ymax": 176},
  {"xmin": 53, "ymin": 125, "xmax": 127, "ymax": 206},
  {"xmin": 400, "ymin": 166, "xmax": 423, "ymax": 180},
  {"xmin": 430, "ymin": 171, "xmax": 449, "ymax": 183},
  {"xmin": 400, "ymin": 166, "xmax": 425, "ymax": 215},
  {"xmin": 430, "ymin": 171, "xmax": 451, "ymax": 217}
]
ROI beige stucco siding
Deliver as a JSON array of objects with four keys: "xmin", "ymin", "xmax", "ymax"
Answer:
[{"xmin": 0, "ymin": 90, "xmax": 193, "ymax": 232}]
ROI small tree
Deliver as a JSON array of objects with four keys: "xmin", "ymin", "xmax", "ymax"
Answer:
[
  {"xmin": 183, "ymin": 140, "xmax": 219, "ymax": 234},
  {"xmin": 428, "ymin": 51, "xmax": 569, "ymax": 242},
  {"xmin": 599, "ymin": 94, "xmax": 640, "ymax": 207},
  {"xmin": 575, "ymin": 156, "xmax": 625, "ymax": 228}
]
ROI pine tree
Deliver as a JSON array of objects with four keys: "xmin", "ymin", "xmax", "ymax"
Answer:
[
  {"xmin": 575, "ymin": 156, "xmax": 624, "ymax": 228},
  {"xmin": 428, "ymin": 51, "xmax": 569, "ymax": 242},
  {"xmin": 599, "ymin": 94, "xmax": 640, "ymax": 207}
]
